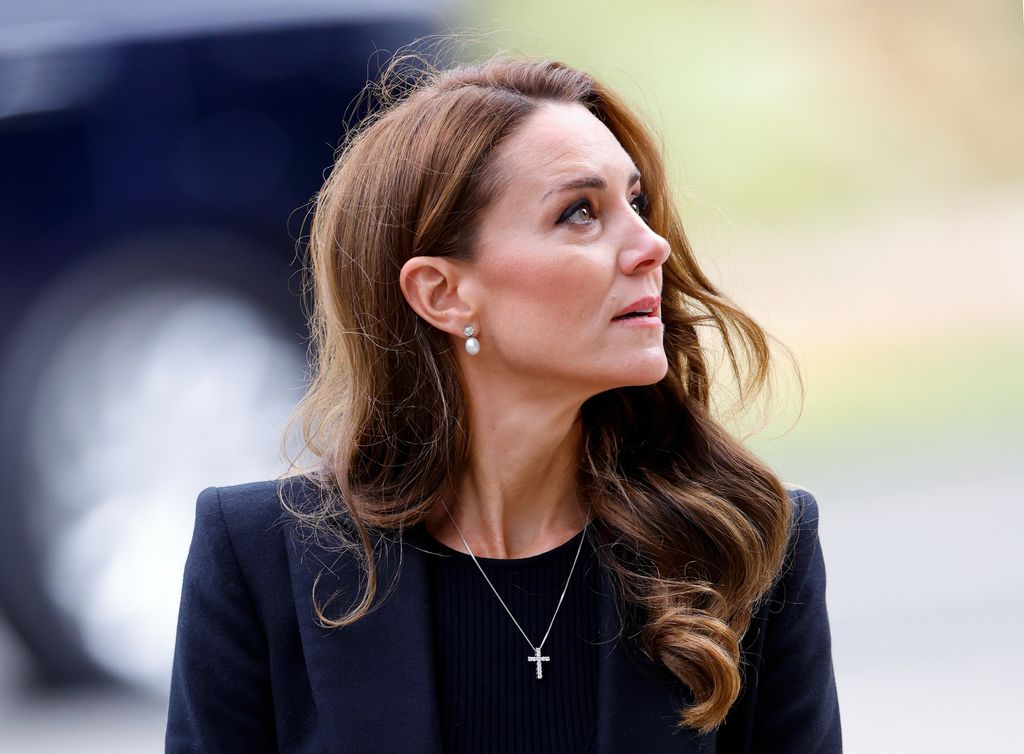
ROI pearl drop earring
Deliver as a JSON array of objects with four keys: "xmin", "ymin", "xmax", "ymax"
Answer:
[{"xmin": 463, "ymin": 325, "xmax": 480, "ymax": 355}]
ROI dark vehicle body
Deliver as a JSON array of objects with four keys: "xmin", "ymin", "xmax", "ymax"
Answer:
[{"xmin": 0, "ymin": 7, "xmax": 443, "ymax": 692}]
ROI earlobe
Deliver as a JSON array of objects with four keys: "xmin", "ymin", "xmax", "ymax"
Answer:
[{"xmin": 399, "ymin": 256, "xmax": 474, "ymax": 334}]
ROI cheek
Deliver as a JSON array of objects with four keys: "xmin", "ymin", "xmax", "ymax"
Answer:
[{"xmin": 483, "ymin": 243, "xmax": 607, "ymax": 325}]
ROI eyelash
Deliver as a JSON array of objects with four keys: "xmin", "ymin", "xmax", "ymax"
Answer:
[{"xmin": 557, "ymin": 191, "xmax": 651, "ymax": 226}]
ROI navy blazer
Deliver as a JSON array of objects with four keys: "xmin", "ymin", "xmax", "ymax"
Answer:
[{"xmin": 165, "ymin": 476, "xmax": 842, "ymax": 753}]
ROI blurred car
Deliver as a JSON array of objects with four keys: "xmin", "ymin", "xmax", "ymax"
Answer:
[{"xmin": 0, "ymin": 2, "xmax": 448, "ymax": 697}]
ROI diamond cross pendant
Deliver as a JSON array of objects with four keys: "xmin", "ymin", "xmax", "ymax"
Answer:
[{"xmin": 527, "ymin": 646, "xmax": 550, "ymax": 679}]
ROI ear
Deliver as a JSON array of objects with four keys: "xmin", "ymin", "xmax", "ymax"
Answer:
[{"xmin": 399, "ymin": 256, "xmax": 478, "ymax": 335}]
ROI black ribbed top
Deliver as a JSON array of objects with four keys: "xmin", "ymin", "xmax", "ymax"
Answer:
[{"xmin": 409, "ymin": 523, "xmax": 602, "ymax": 754}]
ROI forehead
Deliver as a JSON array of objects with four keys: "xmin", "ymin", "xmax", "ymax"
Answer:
[{"xmin": 494, "ymin": 102, "xmax": 637, "ymax": 192}]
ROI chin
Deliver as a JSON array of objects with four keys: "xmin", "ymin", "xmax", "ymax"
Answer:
[{"xmin": 613, "ymin": 356, "xmax": 670, "ymax": 388}]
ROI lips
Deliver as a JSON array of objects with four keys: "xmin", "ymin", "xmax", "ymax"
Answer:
[{"xmin": 612, "ymin": 295, "xmax": 662, "ymax": 320}]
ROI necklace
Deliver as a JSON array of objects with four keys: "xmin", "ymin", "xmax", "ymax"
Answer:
[{"xmin": 439, "ymin": 501, "xmax": 590, "ymax": 680}]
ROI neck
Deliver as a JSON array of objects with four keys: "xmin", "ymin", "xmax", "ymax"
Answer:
[{"xmin": 424, "ymin": 388, "xmax": 590, "ymax": 559}]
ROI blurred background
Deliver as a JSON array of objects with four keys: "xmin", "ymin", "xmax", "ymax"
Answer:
[{"xmin": 0, "ymin": 1, "xmax": 1020, "ymax": 751}]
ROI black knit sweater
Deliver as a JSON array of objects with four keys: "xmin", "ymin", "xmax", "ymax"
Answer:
[{"xmin": 408, "ymin": 523, "xmax": 602, "ymax": 754}]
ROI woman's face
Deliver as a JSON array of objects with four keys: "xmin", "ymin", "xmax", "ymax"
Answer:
[{"xmin": 466, "ymin": 101, "xmax": 671, "ymax": 397}]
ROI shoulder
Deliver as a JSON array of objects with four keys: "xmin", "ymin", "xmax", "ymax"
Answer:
[
  {"xmin": 783, "ymin": 482, "xmax": 819, "ymax": 522},
  {"xmin": 769, "ymin": 483, "xmax": 829, "ymax": 609},
  {"xmin": 782, "ymin": 482, "xmax": 822, "ymax": 555},
  {"xmin": 184, "ymin": 474, "xmax": 342, "ymax": 621},
  {"xmin": 195, "ymin": 473, "xmax": 328, "ymax": 542},
  {"xmin": 188, "ymin": 474, "xmax": 340, "ymax": 593}
]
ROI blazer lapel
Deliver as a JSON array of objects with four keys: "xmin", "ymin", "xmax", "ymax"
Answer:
[
  {"xmin": 592, "ymin": 563, "xmax": 717, "ymax": 753},
  {"xmin": 286, "ymin": 517, "xmax": 715, "ymax": 753},
  {"xmin": 286, "ymin": 527, "xmax": 443, "ymax": 754}
]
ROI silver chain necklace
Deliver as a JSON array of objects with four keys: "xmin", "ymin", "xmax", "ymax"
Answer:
[{"xmin": 440, "ymin": 501, "xmax": 590, "ymax": 680}]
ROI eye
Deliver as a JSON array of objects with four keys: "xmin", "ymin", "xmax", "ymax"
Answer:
[
  {"xmin": 630, "ymin": 191, "xmax": 651, "ymax": 220},
  {"xmin": 555, "ymin": 191, "xmax": 652, "ymax": 227},
  {"xmin": 557, "ymin": 199, "xmax": 594, "ymax": 226}
]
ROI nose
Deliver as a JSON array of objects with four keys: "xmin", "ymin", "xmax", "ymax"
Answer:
[{"xmin": 620, "ymin": 217, "xmax": 671, "ymax": 275}]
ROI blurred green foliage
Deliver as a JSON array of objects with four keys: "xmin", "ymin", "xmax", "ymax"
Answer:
[{"xmin": 448, "ymin": 3, "xmax": 1023, "ymax": 477}]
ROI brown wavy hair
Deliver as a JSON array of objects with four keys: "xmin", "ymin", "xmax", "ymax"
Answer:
[{"xmin": 278, "ymin": 43, "xmax": 803, "ymax": 735}]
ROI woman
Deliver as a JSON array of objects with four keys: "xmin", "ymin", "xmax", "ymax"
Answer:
[{"xmin": 166, "ymin": 50, "xmax": 842, "ymax": 753}]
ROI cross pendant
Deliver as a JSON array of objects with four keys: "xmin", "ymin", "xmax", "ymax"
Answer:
[{"xmin": 527, "ymin": 646, "xmax": 550, "ymax": 679}]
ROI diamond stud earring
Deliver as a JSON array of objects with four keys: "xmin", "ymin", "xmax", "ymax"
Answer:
[{"xmin": 464, "ymin": 325, "xmax": 480, "ymax": 355}]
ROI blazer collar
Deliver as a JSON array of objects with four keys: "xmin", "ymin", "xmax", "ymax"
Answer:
[{"xmin": 286, "ymin": 523, "xmax": 716, "ymax": 753}]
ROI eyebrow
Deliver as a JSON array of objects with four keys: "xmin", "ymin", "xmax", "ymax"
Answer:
[{"xmin": 542, "ymin": 167, "xmax": 642, "ymax": 201}]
